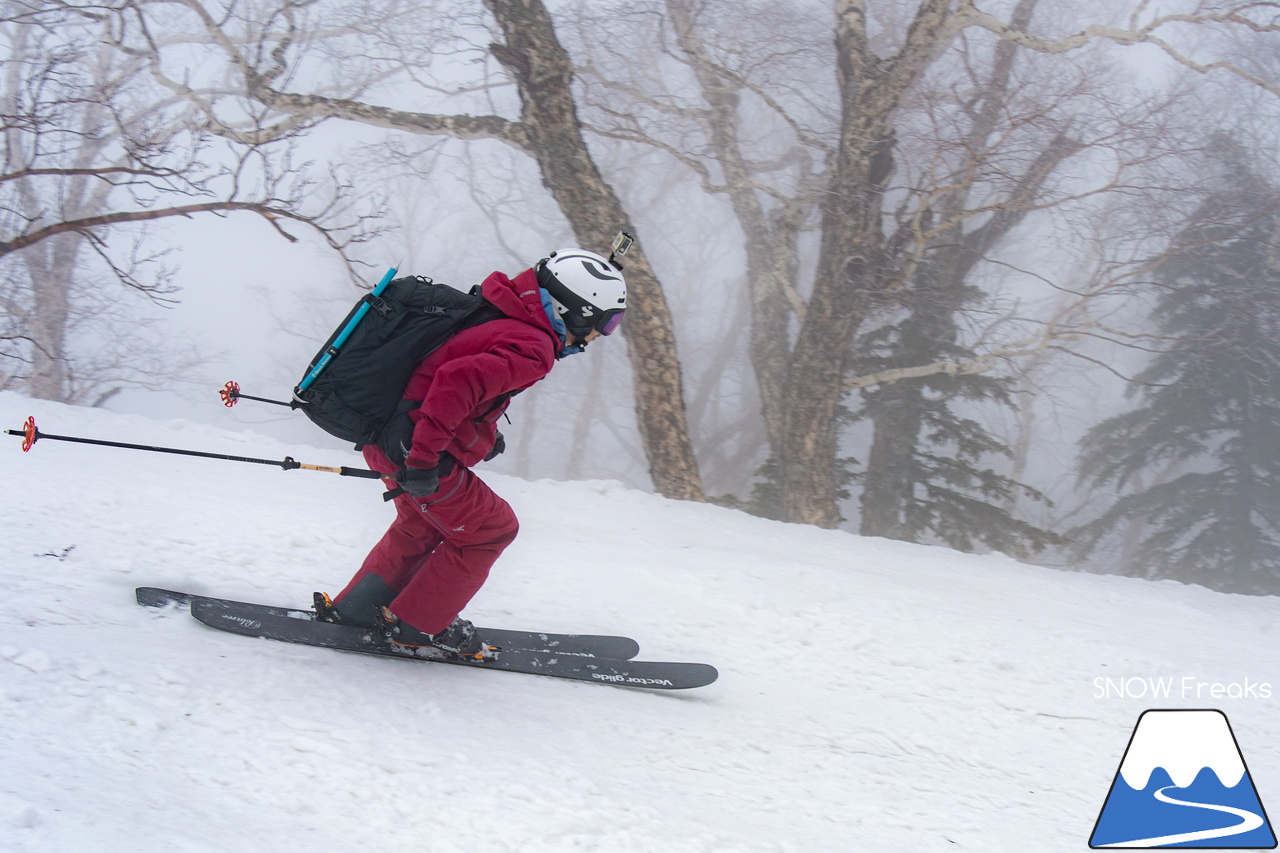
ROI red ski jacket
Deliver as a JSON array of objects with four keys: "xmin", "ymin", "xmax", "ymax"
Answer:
[{"xmin": 399, "ymin": 268, "xmax": 562, "ymax": 471}]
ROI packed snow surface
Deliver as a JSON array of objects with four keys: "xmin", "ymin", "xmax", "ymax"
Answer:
[{"xmin": 1, "ymin": 392, "xmax": 1277, "ymax": 852}]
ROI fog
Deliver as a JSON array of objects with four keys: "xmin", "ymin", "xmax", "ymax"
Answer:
[{"xmin": 3, "ymin": 0, "xmax": 1278, "ymax": 593}]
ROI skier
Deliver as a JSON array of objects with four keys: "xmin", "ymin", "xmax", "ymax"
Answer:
[{"xmin": 314, "ymin": 248, "xmax": 627, "ymax": 656}]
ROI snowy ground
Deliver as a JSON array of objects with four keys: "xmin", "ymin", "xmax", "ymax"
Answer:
[{"xmin": 1, "ymin": 391, "xmax": 1277, "ymax": 852}]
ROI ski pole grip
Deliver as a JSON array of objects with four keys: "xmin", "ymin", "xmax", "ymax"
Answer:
[
  {"xmin": 342, "ymin": 467, "xmax": 383, "ymax": 479},
  {"xmin": 383, "ymin": 486, "xmax": 406, "ymax": 502}
]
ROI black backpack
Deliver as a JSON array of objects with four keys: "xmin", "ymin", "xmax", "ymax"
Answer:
[{"xmin": 292, "ymin": 276, "xmax": 505, "ymax": 454}]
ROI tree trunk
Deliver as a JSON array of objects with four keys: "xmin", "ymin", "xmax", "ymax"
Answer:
[
  {"xmin": 23, "ymin": 236, "xmax": 76, "ymax": 400},
  {"xmin": 775, "ymin": 0, "xmax": 958, "ymax": 527},
  {"xmin": 776, "ymin": 101, "xmax": 894, "ymax": 527},
  {"xmin": 664, "ymin": 0, "xmax": 798, "ymax": 459},
  {"xmin": 859, "ymin": 382, "xmax": 922, "ymax": 539},
  {"xmin": 856, "ymin": 267, "xmax": 956, "ymax": 538},
  {"xmin": 483, "ymin": 0, "xmax": 705, "ymax": 501}
]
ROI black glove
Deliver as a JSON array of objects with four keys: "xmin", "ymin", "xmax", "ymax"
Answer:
[
  {"xmin": 392, "ymin": 465, "xmax": 440, "ymax": 497},
  {"xmin": 483, "ymin": 431, "xmax": 506, "ymax": 462}
]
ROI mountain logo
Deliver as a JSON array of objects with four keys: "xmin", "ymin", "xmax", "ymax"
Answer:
[{"xmin": 1090, "ymin": 709, "xmax": 1276, "ymax": 848}]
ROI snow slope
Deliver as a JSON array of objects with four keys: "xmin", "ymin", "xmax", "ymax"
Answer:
[{"xmin": 1, "ymin": 392, "xmax": 1277, "ymax": 852}]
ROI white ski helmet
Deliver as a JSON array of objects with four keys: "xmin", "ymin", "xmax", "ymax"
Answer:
[{"xmin": 536, "ymin": 248, "xmax": 627, "ymax": 338}]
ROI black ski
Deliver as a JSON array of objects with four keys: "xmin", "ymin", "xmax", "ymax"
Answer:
[
  {"xmin": 188, "ymin": 599, "xmax": 718, "ymax": 690},
  {"xmin": 136, "ymin": 587, "xmax": 644, "ymax": 660}
]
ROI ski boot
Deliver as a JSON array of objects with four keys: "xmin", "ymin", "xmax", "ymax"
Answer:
[
  {"xmin": 313, "ymin": 575, "xmax": 396, "ymax": 627},
  {"xmin": 374, "ymin": 607, "xmax": 492, "ymax": 660},
  {"xmin": 313, "ymin": 592, "xmax": 376, "ymax": 627}
]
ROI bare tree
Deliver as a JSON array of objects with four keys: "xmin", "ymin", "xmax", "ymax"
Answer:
[
  {"xmin": 577, "ymin": 0, "xmax": 1280, "ymax": 529},
  {"xmin": 575, "ymin": 0, "xmax": 831, "ymax": 482},
  {"xmin": 0, "ymin": 2, "xmax": 371, "ymax": 402},
  {"xmin": 778, "ymin": 0, "xmax": 1280, "ymax": 527},
  {"xmin": 105, "ymin": 0, "xmax": 706, "ymax": 500}
]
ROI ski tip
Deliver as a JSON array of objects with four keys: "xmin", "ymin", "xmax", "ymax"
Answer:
[
  {"xmin": 605, "ymin": 661, "xmax": 719, "ymax": 690},
  {"xmin": 687, "ymin": 663, "xmax": 719, "ymax": 689}
]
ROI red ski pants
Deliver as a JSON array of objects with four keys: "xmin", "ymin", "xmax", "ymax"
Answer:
[{"xmin": 335, "ymin": 447, "xmax": 519, "ymax": 634}]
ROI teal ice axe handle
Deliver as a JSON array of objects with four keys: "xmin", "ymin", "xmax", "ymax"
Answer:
[{"xmin": 296, "ymin": 267, "xmax": 398, "ymax": 393}]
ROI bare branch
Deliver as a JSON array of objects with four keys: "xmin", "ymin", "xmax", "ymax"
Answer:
[
  {"xmin": 956, "ymin": 0, "xmax": 1280, "ymax": 97},
  {"xmin": 1, "ymin": 200, "xmax": 306, "ymax": 258},
  {"xmin": 244, "ymin": 86, "xmax": 533, "ymax": 151}
]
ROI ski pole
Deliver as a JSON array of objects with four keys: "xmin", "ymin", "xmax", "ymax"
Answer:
[
  {"xmin": 296, "ymin": 266, "xmax": 397, "ymax": 393},
  {"xmin": 219, "ymin": 380, "xmax": 293, "ymax": 409},
  {"xmin": 5, "ymin": 416, "xmax": 384, "ymax": 480},
  {"xmin": 224, "ymin": 265, "xmax": 398, "ymax": 410}
]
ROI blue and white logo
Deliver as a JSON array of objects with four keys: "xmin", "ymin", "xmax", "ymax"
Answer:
[{"xmin": 1091, "ymin": 710, "xmax": 1276, "ymax": 848}]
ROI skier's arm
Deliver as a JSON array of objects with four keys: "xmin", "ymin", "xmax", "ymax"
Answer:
[{"xmin": 405, "ymin": 336, "xmax": 553, "ymax": 469}]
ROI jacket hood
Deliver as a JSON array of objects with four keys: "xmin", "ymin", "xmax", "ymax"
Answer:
[{"xmin": 480, "ymin": 268, "xmax": 562, "ymax": 352}]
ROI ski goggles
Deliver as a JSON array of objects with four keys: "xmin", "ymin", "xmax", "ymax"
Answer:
[{"xmin": 597, "ymin": 308, "xmax": 625, "ymax": 336}]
